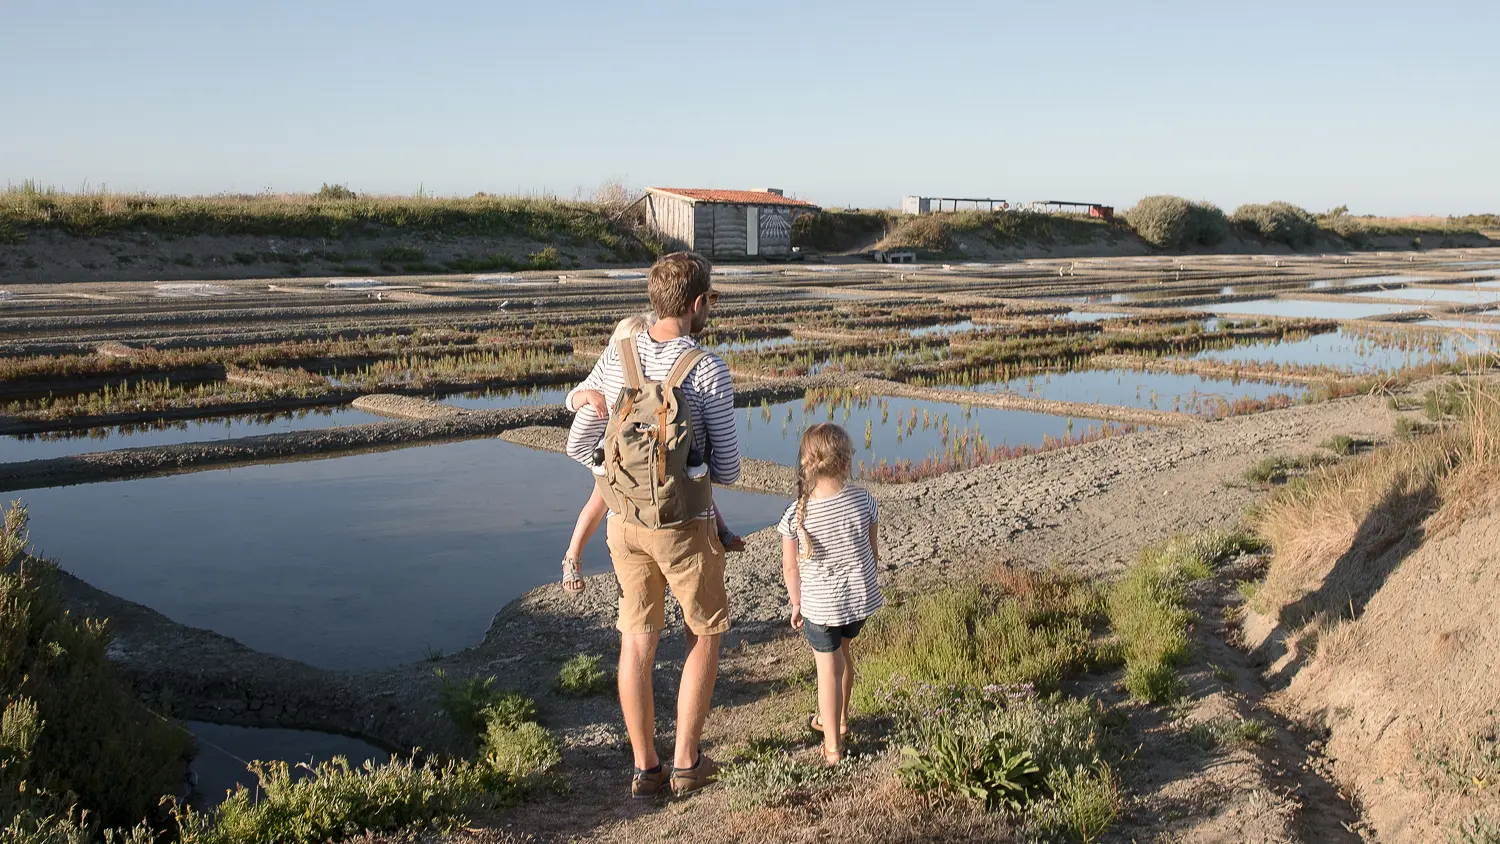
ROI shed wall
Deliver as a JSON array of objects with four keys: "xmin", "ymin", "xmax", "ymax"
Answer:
[{"xmin": 647, "ymin": 194, "xmax": 696, "ymax": 250}]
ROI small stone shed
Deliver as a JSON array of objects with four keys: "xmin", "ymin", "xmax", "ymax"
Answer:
[{"xmin": 643, "ymin": 188, "xmax": 820, "ymax": 259}]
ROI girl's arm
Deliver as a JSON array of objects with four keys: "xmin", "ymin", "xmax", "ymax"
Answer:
[
  {"xmin": 781, "ymin": 535, "xmax": 803, "ymax": 629},
  {"xmin": 868, "ymin": 519, "xmax": 879, "ymax": 567}
]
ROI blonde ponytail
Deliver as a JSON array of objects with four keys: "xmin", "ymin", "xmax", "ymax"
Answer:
[{"xmin": 794, "ymin": 423, "xmax": 855, "ymax": 564}]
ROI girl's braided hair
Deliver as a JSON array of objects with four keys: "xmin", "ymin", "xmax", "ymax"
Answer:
[{"xmin": 794, "ymin": 422, "xmax": 856, "ymax": 562}]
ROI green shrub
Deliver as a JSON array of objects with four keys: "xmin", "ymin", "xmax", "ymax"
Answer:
[
  {"xmin": 895, "ymin": 686, "xmax": 1117, "ymax": 837},
  {"xmin": 1321, "ymin": 434, "xmax": 1359, "ymax": 456},
  {"xmin": 1106, "ymin": 529, "xmax": 1257, "ymax": 703},
  {"xmin": 1244, "ymin": 453, "xmax": 1339, "ymax": 485},
  {"xmin": 1231, "ymin": 202, "xmax": 1319, "ymax": 248},
  {"xmin": 721, "ymin": 739, "xmax": 848, "ymax": 810},
  {"xmin": 792, "ymin": 210, "xmax": 890, "ymax": 252},
  {"xmin": 1188, "ymin": 716, "xmax": 1274, "ymax": 751},
  {"xmin": 315, "ymin": 183, "xmax": 357, "ymax": 200},
  {"xmin": 555, "ymin": 654, "xmax": 610, "ymax": 696},
  {"xmin": 480, "ymin": 722, "xmax": 560, "ymax": 782},
  {"xmin": 173, "ymin": 755, "xmax": 516, "ymax": 844},
  {"xmin": 435, "ymin": 671, "xmax": 536, "ymax": 738},
  {"xmin": 1122, "ymin": 196, "xmax": 1227, "ymax": 249},
  {"xmin": 854, "ymin": 574, "xmax": 1103, "ymax": 711},
  {"xmin": 1020, "ymin": 764, "xmax": 1122, "ymax": 844},
  {"xmin": 1, "ymin": 503, "xmax": 194, "ymax": 830}
]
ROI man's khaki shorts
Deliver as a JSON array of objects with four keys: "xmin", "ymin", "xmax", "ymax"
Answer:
[{"xmin": 606, "ymin": 516, "xmax": 730, "ymax": 636}]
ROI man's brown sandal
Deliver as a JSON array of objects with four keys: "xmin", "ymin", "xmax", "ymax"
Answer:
[
  {"xmin": 631, "ymin": 764, "xmax": 667, "ymax": 799},
  {"xmin": 669, "ymin": 754, "xmax": 719, "ymax": 797},
  {"xmin": 561, "ymin": 556, "xmax": 585, "ymax": 595}
]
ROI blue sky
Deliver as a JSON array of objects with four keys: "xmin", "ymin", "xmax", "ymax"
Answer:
[{"xmin": 3, "ymin": 0, "xmax": 1495, "ymax": 214}]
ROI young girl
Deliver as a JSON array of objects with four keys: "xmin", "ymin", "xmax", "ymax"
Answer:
[
  {"xmin": 777, "ymin": 423, "xmax": 881, "ymax": 765},
  {"xmin": 560, "ymin": 314, "xmax": 744, "ymax": 595}
]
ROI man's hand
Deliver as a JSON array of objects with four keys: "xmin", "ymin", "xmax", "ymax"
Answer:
[
  {"xmin": 573, "ymin": 389, "xmax": 608, "ymax": 418},
  {"xmin": 790, "ymin": 603, "xmax": 803, "ymax": 630}
]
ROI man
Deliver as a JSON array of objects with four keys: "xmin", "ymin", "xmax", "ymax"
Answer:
[{"xmin": 565, "ymin": 251, "xmax": 740, "ymax": 798}]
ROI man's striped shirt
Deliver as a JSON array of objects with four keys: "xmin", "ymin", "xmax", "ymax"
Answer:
[{"xmin": 565, "ymin": 332, "xmax": 741, "ymax": 517}]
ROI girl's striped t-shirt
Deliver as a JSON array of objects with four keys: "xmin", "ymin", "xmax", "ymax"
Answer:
[{"xmin": 777, "ymin": 484, "xmax": 882, "ymax": 627}]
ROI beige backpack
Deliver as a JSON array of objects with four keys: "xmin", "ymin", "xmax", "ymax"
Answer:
[{"xmin": 593, "ymin": 338, "xmax": 713, "ymax": 529}]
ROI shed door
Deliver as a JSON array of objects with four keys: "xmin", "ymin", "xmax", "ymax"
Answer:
[{"xmin": 746, "ymin": 207, "xmax": 759, "ymax": 257}]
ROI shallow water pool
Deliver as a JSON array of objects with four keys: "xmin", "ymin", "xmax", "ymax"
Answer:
[
  {"xmin": 437, "ymin": 385, "xmax": 571, "ymax": 410},
  {"xmin": 1184, "ymin": 328, "xmax": 1486, "ymax": 373},
  {"xmin": 189, "ymin": 722, "xmax": 389, "ymax": 806},
  {"xmin": 1203, "ymin": 298, "xmax": 1427, "ymax": 320},
  {"xmin": 936, "ymin": 369, "xmax": 1306, "ymax": 415},
  {"xmin": 0, "ymin": 406, "xmax": 387, "ymax": 464},
  {"xmin": 17, "ymin": 440, "xmax": 789, "ymax": 669},
  {"xmin": 737, "ymin": 392, "xmax": 1134, "ymax": 469},
  {"xmin": 1346, "ymin": 286, "xmax": 1500, "ymax": 305}
]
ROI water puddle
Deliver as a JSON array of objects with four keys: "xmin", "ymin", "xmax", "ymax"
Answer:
[
  {"xmin": 1060, "ymin": 311, "xmax": 1130, "ymax": 322},
  {"xmin": 155, "ymin": 284, "xmax": 238, "ymax": 298},
  {"xmin": 905, "ymin": 320, "xmax": 981, "ymax": 337},
  {"xmin": 437, "ymin": 385, "xmax": 570, "ymax": 411},
  {"xmin": 1346, "ymin": 286, "xmax": 1500, "ymax": 305},
  {"xmin": 932, "ymin": 369, "xmax": 1306, "ymax": 414},
  {"xmin": 15, "ymin": 440, "xmax": 788, "ymax": 669},
  {"xmin": 1203, "ymin": 298, "xmax": 1427, "ymax": 320},
  {"xmin": 0, "ymin": 406, "xmax": 387, "ymax": 464},
  {"xmin": 737, "ymin": 392, "xmax": 1134, "ymax": 469},
  {"xmin": 1184, "ymin": 328, "xmax": 1487, "ymax": 373},
  {"xmin": 188, "ymin": 722, "xmax": 388, "ymax": 806},
  {"xmin": 1408, "ymin": 319, "xmax": 1500, "ymax": 336},
  {"xmin": 707, "ymin": 335, "xmax": 800, "ymax": 354}
]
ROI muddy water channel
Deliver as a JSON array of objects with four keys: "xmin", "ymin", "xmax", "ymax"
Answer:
[
  {"xmin": 17, "ymin": 439, "xmax": 788, "ymax": 669},
  {"xmin": 0, "ymin": 406, "xmax": 387, "ymax": 463},
  {"xmin": 436, "ymin": 385, "xmax": 570, "ymax": 410},
  {"xmin": 738, "ymin": 392, "xmax": 1134, "ymax": 471},
  {"xmin": 934, "ymin": 369, "xmax": 1306, "ymax": 415}
]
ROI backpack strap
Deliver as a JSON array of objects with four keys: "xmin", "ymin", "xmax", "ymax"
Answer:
[
  {"xmin": 664, "ymin": 347, "xmax": 707, "ymax": 392},
  {"xmin": 617, "ymin": 336, "xmax": 645, "ymax": 390}
]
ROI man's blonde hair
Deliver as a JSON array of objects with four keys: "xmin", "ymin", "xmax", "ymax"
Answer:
[
  {"xmin": 610, "ymin": 313, "xmax": 653, "ymax": 343},
  {"xmin": 648, "ymin": 251, "xmax": 713, "ymax": 318}
]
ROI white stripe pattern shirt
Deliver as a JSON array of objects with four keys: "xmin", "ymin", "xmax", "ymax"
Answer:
[
  {"xmin": 565, "ymin": 333, "xmax": 741, "ymax": 517},
  {"xmin": 778, "ymin": 484, "xmax": 882, "ymax": 626}
]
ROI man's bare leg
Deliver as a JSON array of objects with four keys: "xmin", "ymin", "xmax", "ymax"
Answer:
[
  {"xmin": 619, "ymin": 630, "xmax": 662, "ymax": 770},
  {"xmin": 673, "ymin": 630, "xmax": 721, "ymax": 769}
]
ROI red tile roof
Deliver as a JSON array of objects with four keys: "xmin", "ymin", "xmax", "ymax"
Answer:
[{"xmin": 648, "ymin": 188, "xmax": 820, "ymax": 208}]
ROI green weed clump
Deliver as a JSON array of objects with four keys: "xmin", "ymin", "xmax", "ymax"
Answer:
[
  {"xmin": 1232, "ymin": 202, "xmax": 1319, "ymax": 247},
  {"xmin": 853, "ymin": 571, "xmax": 1104, "ymax": 709},
  {"xmin": 721, "ymin": 736, "xmax": 849, "ymax": 810},
  {"xmin": 172, "ymin": 755, "xmax": 518, "ymax": 844},
  {"xmin": 0, "ymin": 503, "xmax": 194, "ymax": 832},
  {"xmin": 1244, "ymin": 453, "xmax": 1340, "ymax": 486},
  {"xmin": 1187, "ymin": 716, "xmax": 1275, "ymax": 751},
  {"xmin": 1106, "ymin": 530, "xmax": 1261, "ymax": 702},
  {"xmin": 555, "ymin": 654, "xmax": 610, "ymax": 696},
  {"xmin": 893, "ymin": 685, "xmax": 1120, "ymax": 840},
  {"xmin": 435, "ymin": 670, "xmax": 537, "ymax": 738},
  {"xmin": 1122, "ymin": 196, "xmax": 1228, "ymax": 249}
]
